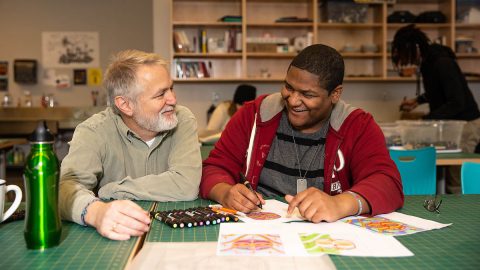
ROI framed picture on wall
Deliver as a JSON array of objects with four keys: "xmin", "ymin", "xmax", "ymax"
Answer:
[
  {"xmin": 0, "ymin": 78, "xmax": 7, "ymax": 91},
  {"xmin": 0, "ymin": 61, "xmax": 7, "ymax": 91},
  {"xmin": 14, "ymin": 59, "xmax": 37, "ymax": 84},
  {"xmin": 0, "ymin": 61, "xmax": 7, "ymax": 76},
  {"xmin": 73, "ymin": 69, "xmax": 87, "ymax": 85},
  {"xmin": 42, "ymin": 32, "xmax": 100, "ymax": 68}
]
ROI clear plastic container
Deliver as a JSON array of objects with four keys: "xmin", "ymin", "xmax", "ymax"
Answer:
[
  {"xmin": 437, "ymin": 120, "xmax": 466, "ymax": 151},
  {"xmin": 396, "ymin": 120, "xmax": 466, "ymax": 151},
  {"xmin": 379, "ymin": 123, "xmax": 402, "ymax": 147}
]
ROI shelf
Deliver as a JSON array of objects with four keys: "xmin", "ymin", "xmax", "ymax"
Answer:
[
  {"xmin": 341, "ymin": 52, "xmax": 382, "ymax": 58},
  {"xmin": 345, "ymin": 76, "xmax": 385, "ymax": 81},
  {"xmin": 173, "ymin": 0, "xmax": 239, "ymax": 2},
  {"xmin": 170, "ymin": 0, "xmax": 480, "ymax": 83},
  {"xmin": 456, "ymin": 53, "xmax": 480, "ymax": 58},
  {"xmin": 394, "ymin": 0, "xmax": 446, "ymax": 3},
  {"xmin": 318, "ymin": 23, "xmax": 383, "ymax": 29},
  {"xmin": 247, "ymin": 0, "xmax": 311, "ymax": 2},
  {"xmin": 455, "ymin": 23, "xmax": 480, "ymax": 29},
  {"xmin": 174, "ymin": 52, "xmax": 242, "ymax": 58},
  {"xmin": 385, "ymin": 76, "xmax": 417, "ymax": 81},
  {"xmin": 173, "ymin": 22, "xmax": 242, "ymax": 27},
  {"xmin": 246, "ymin": 52, "xmax": 296, "ymax": 58},
  {"xmin": 387, "ymin": 23, "xmax": 451, "ymax": 29},
  {"xmin": 465, "ymin": 76, "xmax": 480, "ymax": 81},
  {"xmin": 247, "ymin": 22, "xmax": 313, "ymax": 27}
]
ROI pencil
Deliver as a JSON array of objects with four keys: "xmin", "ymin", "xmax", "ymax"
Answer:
[
  {"xmin": 209, "ymin": 206, "xmax": 247, "ymax": 217},
  {"xmin": 239, "ymin": 172, "xmax": 263, "ymax": 209}
]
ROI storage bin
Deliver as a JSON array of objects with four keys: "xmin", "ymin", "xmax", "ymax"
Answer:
[
  {"xmin": 379, "ymin": 123, "xmax": 402, "ymax": 147},
  {"xmin": 396, "ymin": 120, "xmax": 466, "ymax": 152},
  {"xmin": 322, "ymin": 0, "xmax": 368, "ymax": 23}
]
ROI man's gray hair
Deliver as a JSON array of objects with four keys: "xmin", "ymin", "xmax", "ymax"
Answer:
[{"xmin": 104, "ymin": 49, "xmax": 168, "ymax": 114}]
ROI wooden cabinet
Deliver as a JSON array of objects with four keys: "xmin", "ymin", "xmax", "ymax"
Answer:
[
  {"xmin": 170, "ymin": 0, "xmax": 480, "ymax": 82},
  {"xmin": 455, "ymin": 22, "xmax": 480, "ymax": 80}
]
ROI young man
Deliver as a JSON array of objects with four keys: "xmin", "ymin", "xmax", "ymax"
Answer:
[
  {"xmin": 201, "ymin": 44, "xmax": 404, "ymax": 223},
  {"xmin": 393, "ymin": 24, "xmax": 480, "ymax": 193},
  {"xmin": 60, "ymin": 50, "xmax": 201, "ymax": 240}
]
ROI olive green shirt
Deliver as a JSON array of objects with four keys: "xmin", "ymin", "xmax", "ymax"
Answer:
[{"xmin": 59, "ymin": 106, "xmax": 202, "ymax": 225}]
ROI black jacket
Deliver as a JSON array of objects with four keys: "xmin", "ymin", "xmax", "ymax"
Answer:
[{"xmin": 418, "ymin": 44, "xmax": 480, "ymax": 120}]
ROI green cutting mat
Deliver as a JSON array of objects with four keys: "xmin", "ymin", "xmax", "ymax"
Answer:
[
  {"xmin": 0, "ymin": 201, "xmax": 153, "ymax": 270},
  {"xmin": 146, "ymin": 199, "xmax": 219, "ymax": 242},
  {"xmin": 148, "ymin": 195, "xmax": 480, "ymax": 270},
  {"xmin": 332, "ymin": 195, "xmax": 480, "ymax": 270}
]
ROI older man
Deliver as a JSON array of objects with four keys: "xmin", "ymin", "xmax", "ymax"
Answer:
[
  {"xmin": 60, "ymin": 50, "xmax": 201, "ymax": 240},
  {"xmin": 201, "ymin": 44, "xmax": 404, "ymax": 223}
]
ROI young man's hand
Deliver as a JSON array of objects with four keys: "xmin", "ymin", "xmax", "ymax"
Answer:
[
  {"xmin": 399, "ymin": 97, "xmax": 418, "ymax": 112},
  {"xmin": 286, "ymin": 188, "xmax": 369, "ymax": 223},
  {"xmin": 209, "ymin": 183, "xmax": 264, "ymax": 213}
]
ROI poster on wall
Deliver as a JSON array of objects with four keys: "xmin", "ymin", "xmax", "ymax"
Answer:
[
  {"xmin": 87, "ymin": 68, "xmax": 102, "ymax": 86},
  {"xmin": 0, "ymin": 61, "xmax": 8, "ymax": 91},
  {"xmin": 42, "ymin": 32, "xmax": 99, "ymax": 68}
]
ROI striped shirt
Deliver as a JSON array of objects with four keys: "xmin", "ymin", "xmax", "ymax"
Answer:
[{"xmin": 258, "ymin": 111, "xmax": 329, "ymax": 197}]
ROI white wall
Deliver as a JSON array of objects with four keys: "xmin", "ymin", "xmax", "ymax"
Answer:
[
  {"xmin": 0, "ymin": 0, "xmax": 153, "ymax": 107},
  {"xmin": 1, "ymin": 0, "xmax": 478, "ymax": 130}
]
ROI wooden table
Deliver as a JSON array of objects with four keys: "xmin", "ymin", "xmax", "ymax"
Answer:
[
  {"xmin": 436, "ymin": 153, "xmax": 480, "ymax": 194},
  {"xmin": 436, "ymin": 152, "xmax": 480, "ymax": 166}
]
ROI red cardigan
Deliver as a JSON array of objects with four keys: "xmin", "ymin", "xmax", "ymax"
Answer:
[{"xmin": 201, "ymin": 94, "xmax": 404, "ymax": 216}]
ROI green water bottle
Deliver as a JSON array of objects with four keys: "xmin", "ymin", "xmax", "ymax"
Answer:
[{"xmin": 24, "ymin": 121, "xmax": 62, "ymax": 249}]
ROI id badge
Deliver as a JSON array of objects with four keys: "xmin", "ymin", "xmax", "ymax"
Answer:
[{"xmin": 296, "ymin": 178, "xmax": 307, "ymax": 194}]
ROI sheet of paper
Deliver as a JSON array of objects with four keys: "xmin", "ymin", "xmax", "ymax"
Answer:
[
  {"xmin": 342, "ymin": 212, "xmax": 451, "ymax": 236},
  {"xmin": 237, "ymin": 199, "xmax": 305, "ymax": 223},
  {"xmin": 127, "ymin": 242, "xmax": 337, "ymax": 270},
  {"xmin": 217, "ymin": 222, "xmax": 413, "ymax": 257}
]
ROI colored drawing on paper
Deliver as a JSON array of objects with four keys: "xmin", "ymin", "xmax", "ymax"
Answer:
[
  {"xmin": 344, "ymin": 217, "xmax": 425, "ymax": 235},
  {"xmin": 299, "ymin": 233, "xmax": 356, "ymax": 255},
  {"xmin": 219, "ymin": 234, "xmax": 285, "ymax": 255},
  {"xmin": 246, "ymin": 212, "xmax": 281, "ymax": 220}
]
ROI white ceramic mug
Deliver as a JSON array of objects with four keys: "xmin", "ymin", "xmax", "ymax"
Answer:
[{"xmin": 0, "ymin": 179, "xmax": 22, "ymax": 223}]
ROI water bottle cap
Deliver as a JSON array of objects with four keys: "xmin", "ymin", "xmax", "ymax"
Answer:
[{"xmin": 29, "ymin": 121, "xmax": 54, "ymax": 142}]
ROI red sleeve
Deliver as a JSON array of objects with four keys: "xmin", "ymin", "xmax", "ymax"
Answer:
[
  {"xmin": 346, "ymin": 113, "xmax": 404, "ymax": 215},
  {"xmin": 200, "ymin": 102, "xmax": 256, "ymax": 198}
]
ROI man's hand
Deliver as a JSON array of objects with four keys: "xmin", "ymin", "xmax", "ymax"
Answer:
[
  {"xmin": 399, "ymin": 97, "xmax": 418, "ymax": 112},
  {"xmin": 285, "ymin": 187, "xmax": 357, "ymax": 223},
  {"xmin": 85, "ymin": 200, "xmax": 151, "ymax": 241},
  {"xmin": 209, "ymin": 183, "xmax": 265, "ymax": 213}
]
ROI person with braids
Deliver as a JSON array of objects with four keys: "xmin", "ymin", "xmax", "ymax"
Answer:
[
  {"xmin": 200, "ymin": 44, "xmax": 404, "ymax": 223},
  {"xmin": 393, "ymin": 24, "xmax": 480, "ymax": 194}
]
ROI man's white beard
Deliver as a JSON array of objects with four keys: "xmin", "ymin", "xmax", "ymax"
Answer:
[{"xmin": 133, "ymin": 105, "xmax": 178, "ymax": 133}]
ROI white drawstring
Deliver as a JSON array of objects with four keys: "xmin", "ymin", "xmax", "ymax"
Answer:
[
  {"xmin": 245, "ymin": 113, "xmax": 257, "ymax": 178},
  {"xmin": 332, "ymin": 149, "xmax": 345, "ymax": 178}
]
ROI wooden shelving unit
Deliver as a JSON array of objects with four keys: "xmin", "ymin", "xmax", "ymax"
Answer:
[{"xmin": 171, "ymin": 0, "xmax": 480, "ymax": 83}]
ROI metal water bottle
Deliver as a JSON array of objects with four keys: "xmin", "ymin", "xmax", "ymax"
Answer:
[{"xmin": 24, "ymin": 121, "xmax": 62, "ymax": 249}]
